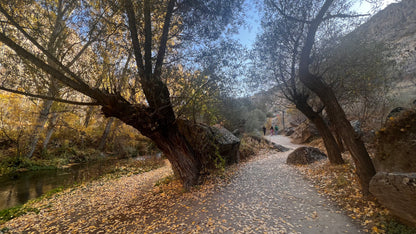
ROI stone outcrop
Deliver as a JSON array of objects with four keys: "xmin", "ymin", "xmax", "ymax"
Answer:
[
  {"xmin": 286, "ymin": 147, "xmax": 327, "ymax": 165},
  {"xmin": 177, "ymin": 119, "xmax": 240, "ymax": 172},
  {"xmin": 374, "ymin": 109, "xmax": 416, "ymax": 172},
  {"xmin": 290, "ymin": 121, "xmax": 319, "ymax": 144},
  {"xmin": 351, "ymin": 0, "xmax": 416, "ymax": 77},
  {"xmin": 370, "ymin": 172, "xmax": 416, "ymax": 227},
  {"xmin": 370, "ymin": 109, "xmax": 416, "ymax": 226}
]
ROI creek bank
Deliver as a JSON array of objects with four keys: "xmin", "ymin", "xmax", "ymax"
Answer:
[{"xmin": 0, "ymin": 155, "xmax": 164, "ymax": 211}]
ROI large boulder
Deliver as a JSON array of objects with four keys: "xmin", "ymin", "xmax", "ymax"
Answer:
[
  {"xmin": 370, "ymin": 172, "xmax": 416, "ymax": 227},
  {"xmin": 370, "ymin": 108, "xmax": 416, "ymax": 226},
  {"xmin": 290, "ymin": 121, "xmax": 319, "ymax": 144},
  {"xmin": 374, "ymin": 109, "xmax": 416, "ymax": 172},
  {"xmin": 286, "ymin": 147, "xmax": 327, "ymax": 165},
  {"xmin": 177, "ymin": 120, "xmax": 240, "ymax": 172}
]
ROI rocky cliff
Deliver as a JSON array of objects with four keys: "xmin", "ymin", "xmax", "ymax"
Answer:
[{"xmin": 352, "ymin": 0, "xmax": 416, "ymax": 77}]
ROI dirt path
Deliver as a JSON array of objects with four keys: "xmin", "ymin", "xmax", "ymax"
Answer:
[{"xmin": 1, "ymin": 135, "xmax": 361, "ymax": 233}]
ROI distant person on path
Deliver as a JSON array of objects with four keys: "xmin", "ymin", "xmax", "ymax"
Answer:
[
  {"xmin": 263, "ymin": 126, "xmax": 266, "ymax": 136},
  {"xmin": 270, "ymin": 126, "xmax": 274, "ymax": 136},
  {"xmin": 274, "ymin": 125, "xmax": 279, "ymax": 135}
]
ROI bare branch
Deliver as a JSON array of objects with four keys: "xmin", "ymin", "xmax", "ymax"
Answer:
[
  {"xmin": 266, "ymin": 0, "xmax": 311, "ymax": 24},
  {"xmin": 323, "ymin": 13, "xmax": 369, "ymax": 21},
  {"xmin": 154, "ymin": 0, "xmax": 176, "ymax": 78},
  {"xmin": 0, "ymin": 86, "xmax": 99, "ymax": 106},
  {"xmin": 0, "ymin": 32, "xmax": 102, "ymax": 102},
  {"xmin": 124, "ymin": 0, "xmax": 145, "ymax": 76},
  {"xmin": 143, "ymin": 0, "xmax": 152, "ymax": 78},
  {"xmin": 0, "ymin": 4, "xmax": 89, "ymax": 88}
]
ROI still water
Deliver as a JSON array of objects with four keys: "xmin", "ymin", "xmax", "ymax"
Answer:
[{"xmin": 0, "ymin": 159, "xmax": 122, "ymax": 210}]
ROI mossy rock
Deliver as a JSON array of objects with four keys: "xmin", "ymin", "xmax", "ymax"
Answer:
[{"xmin": 374, "ymin": 109, "xmax": 416, "ymax": 172}]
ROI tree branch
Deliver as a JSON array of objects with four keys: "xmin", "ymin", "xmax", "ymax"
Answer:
[
  {"xmin": 266, "ymin": 0, "xmax": 311, "ymax": 24},
  {"xmin": 124, "ymin": 0, "xmax": 145, "ymax": 76},
  {"xmin": 323, "ymin": 13, "xmax": 369, "ymax": 21},
  {"xmin": 143, "ymin": 0, "xmax": 152, "ymax": 78},
  {"xmin": 0, "ymin": 86, "xmax": 99, "ymax": 106},
  {"xmin": 154, "ymin": 0, "xmax": 176, "ymax": 78},
  {"xmin": 0, "ymin": 4, "xmax": 89, "ymax": 88},
  {"xmin": 0, "ymin": 32, "xmax": 102, "ymax": 102}
]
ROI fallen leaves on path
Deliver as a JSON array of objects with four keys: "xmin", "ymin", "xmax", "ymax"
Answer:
[
  {"xmin": 295, "ymin": 138, "xmax": 416, "ymax": 234},
  {"xmin": 1, "ymin": 136, "xmax": 362, "ymax": 233}
]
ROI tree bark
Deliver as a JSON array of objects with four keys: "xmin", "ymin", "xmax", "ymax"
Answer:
[
  {"xmin": 98, "ymin": 117, "xmax": 114, "ymax": 151},
  {"xmin": 26, "ymin": 100, "xmax": 53, "ymax": 158},
  {"xmin": 297, "ymin": 0, "xmax": 376, "ymax": 195},
  {"xmin": 42, "ymin": 112, "xmax": 59, "ymax": 150},
  {"xmin": 100, "ymin": 96, "xmax": 201, "ymax": 189},
  {"xmin": 305, "ymin": 86, "xmax": 375, "ymax": 195},
  {"xmin": 295, "ymin": 98, "xmax": 344, "ymax": 164}
]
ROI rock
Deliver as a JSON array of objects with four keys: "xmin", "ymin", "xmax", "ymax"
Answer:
[
  {"xmin": 210, "ymin": 125, "xmax": 241, "ymax": 164},
  {"xmin": 350, "ymin": 120, "xmax": 362, "ymax": 135},
  {"xmin": 286, "ymin": 147, "xmax": 327, "ymax": 165},
  {"xmin": 284, "ymin": 127, "xmax": 295, "ymax": 136},
  {"xmin": 290, "ymin": 121, "xmax": 319, "ymax": 144},
  {"xmin": 371, "ymin": 109, "xmax": 416, "ymax": 226},
  {"xmin": 386, "ymin": 107, "xmax": 407, "ymax": 122},
  {"xmin": 370, "ymin": 172, "xmax": 416, "ymax": 227},
  {"xmin": 177, "ymin": 119, "xmax": 240, "ymax": 172},
  {"xmin": 374, "ymin": 109, "xmax": 416, "ymax": 172},
  {"xmin": 270, "ymin": 142, "xmax": 290, "ymax": 152}
]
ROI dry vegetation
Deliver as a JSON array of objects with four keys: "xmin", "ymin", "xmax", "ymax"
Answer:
[{"xmin": 297, "ymin": 138, "xmax": 416, "ymax": 234}]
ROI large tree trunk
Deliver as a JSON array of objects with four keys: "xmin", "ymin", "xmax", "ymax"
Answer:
[
  {"xmin": 298, "ymin": 0, "xmax": 376, "ymax": 195},
  {"xmin": 151, "ymin": 126, "xmax": 201, "ymax": 188},
  {"xmin": 295, "ymin": 98, "xmax": 344, "ymax": 164},
  {"xmin": 101, "ymin": 95, "xmax": 201, "ymax": 189},
  {"xmin": 299, "ymin": 76, "xmax": 376, "ymax": 195}
]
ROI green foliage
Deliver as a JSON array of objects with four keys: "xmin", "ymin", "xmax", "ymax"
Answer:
[
  {"xmin": 0, "ymin": 155, "xmax": 57, "ymax": 176},
  {"xmin": 244, "ymin": 109, "xmax": 267, "ymax": 134},
  {"xmin": 211, "ymin": 143, "xmax": 226, "ymax": 173},
  {"xmin": 0, "ymin": 205, "xmax": 39, "ymax": 224},
  {"xmin": 154, "ymin": 175, "xmax": 175, "ymax": 187},
  {"xmin": 382, "ymin": 219, "xmax": 416, "ymax": 234}
]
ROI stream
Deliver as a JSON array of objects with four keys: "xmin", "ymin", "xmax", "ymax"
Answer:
[{"xmin": 0, "ymin": 157, "xmax": 143, "ymax": 210}]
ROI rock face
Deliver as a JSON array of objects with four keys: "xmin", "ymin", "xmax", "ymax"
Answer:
[
  {"xmin": 370, "ymin": 109, "xmax": 416, "ymax": 226},
  {"xmin": 351, "ymin": 0, "xmax": 416, "ymax": 77},
  {"xmin": 177, "ymin": 119, "xmax": 240, "ymax": 172},
  {"xmin": 286, "ymin": 147, "xmax": 327, "ymax": 165},
  {"xmin": 370, "ymin": 172, "xmax": 416, "ymax": 227}
]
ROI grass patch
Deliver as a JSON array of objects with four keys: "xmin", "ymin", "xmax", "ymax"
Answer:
[
  {"xmin": 0, "ymin": 205, "xmax": 39, "ymax": 225},
  {"xmin": 155, "ymin": 175, "xmax": 175, "ymax": 187}
]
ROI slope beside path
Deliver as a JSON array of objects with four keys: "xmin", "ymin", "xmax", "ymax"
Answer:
[{"xmin": 1, "ymin": 135, "xmax": 361, "ymax": 233}]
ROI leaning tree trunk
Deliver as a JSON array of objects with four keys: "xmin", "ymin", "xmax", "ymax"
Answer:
[
  {"xmin": 299, "ymin": 75, "xmax": 376, "ymax": 195},
  {"xmin": 151, "ymin": 126, "xmax": 201, "ymax": 188},
  {"xmin": 101, "ymin": 93, "xmax": 202, "ymax": 189},
  {"xmin": 298, "ymin": 0, "xmax": 376, "ymax": 195},
  {"xmin": 295, "ymin": 99, "xmax": 344, "ymax": 164}
]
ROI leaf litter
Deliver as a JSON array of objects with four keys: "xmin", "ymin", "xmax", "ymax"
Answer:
[{"xmin": 1, "ymin": 136, "xmax": 364, "ymax": 233}]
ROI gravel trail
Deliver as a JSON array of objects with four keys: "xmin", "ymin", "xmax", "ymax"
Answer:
[
  {"xmin": 152, "ymin": 135, "xmax": 361, "ymax": 233},
  {"xmin": 1, "ymin": 135, "xmax": 361, "ymax": 233}
]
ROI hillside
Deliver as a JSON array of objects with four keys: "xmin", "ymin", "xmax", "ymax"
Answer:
[{"xmin": 353, "ymin": 0, "xmax": 416, "ymax": 78}]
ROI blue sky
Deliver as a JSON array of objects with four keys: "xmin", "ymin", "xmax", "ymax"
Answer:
[{"xmin": 233, "ymin": 0, "xmax": 399, "ymax": 48}]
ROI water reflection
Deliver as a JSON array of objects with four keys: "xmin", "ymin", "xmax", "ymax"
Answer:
[{"xmin": 0, "ymin": 159, "xmax": 121, "ymax": 210}]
